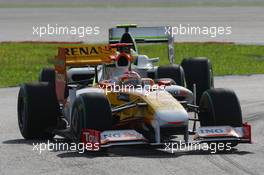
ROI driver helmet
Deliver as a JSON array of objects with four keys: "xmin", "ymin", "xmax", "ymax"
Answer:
[{"xmin": 118, "ymin": 71, "xmax": 142, "ymax": 87}]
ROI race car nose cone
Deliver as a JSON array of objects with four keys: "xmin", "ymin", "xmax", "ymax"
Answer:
[{"xmin": 155, "ymin": 109, "xmax": 189, "ymax": 127}]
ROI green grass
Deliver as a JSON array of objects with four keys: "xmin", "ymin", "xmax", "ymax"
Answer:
[
  {"xmin": 139, "ymin": 43, "xmax": 264, "ymax": 75},
  {"xmin": 0, "ymin": 43, "xmax": 58, "ymax": 87},
  {"xmin": 0, "ymin": 42, "xmax": 264, "ymax": 87}
]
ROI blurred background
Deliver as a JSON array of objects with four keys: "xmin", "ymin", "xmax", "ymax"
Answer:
[{"xmin": 0, "ymin": 0, "xmax": 263, "ymax": 43}]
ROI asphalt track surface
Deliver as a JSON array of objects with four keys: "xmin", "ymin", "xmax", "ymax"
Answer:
[
  {"xmin": 0, "ymin": 75, "xmax": 264, "ymax": 175},
  {"xmin": 0, "ymin": 7, "xmax": 264, "ymax": 44},
  {"xmin": 1, "ymin": 0, "xmax": 263, "ymax": 3}
]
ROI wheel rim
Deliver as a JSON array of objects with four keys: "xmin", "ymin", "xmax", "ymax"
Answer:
[
  {"xmin": 72, "ymin": 107, "xmax": 82, "ymax": 141},
  {"xmin": 18, "ymin": 96, "xmax": 26, "ymax": 130}
]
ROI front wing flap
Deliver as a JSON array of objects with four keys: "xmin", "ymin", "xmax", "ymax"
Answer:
[
  {"xmin": 194, "ymin": 123, "xmax": 252, "ymax": 144},
  {"xmin": 82, "ymin": 129, "xmax": 148, "ymax": 150}
]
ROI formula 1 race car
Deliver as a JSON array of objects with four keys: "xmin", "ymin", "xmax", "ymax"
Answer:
[
  {"xmin": 17, "ymin": 28, "xmax": 251, "ymax": 151},
  {"xmin": 110, "ymin": 24, "xmax": 215, "ymax": 104}
]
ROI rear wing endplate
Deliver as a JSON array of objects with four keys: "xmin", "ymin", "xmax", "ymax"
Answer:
[{"xmin": 54, "ymin": 45, "xmax": 116, "ymax": 103}]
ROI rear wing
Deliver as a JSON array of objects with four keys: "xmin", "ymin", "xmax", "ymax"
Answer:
[
  {"xmin": 109, "ymin": 26, "xmax": 172, "ymax": 43},
  {"xmin": 54, "ymin": 45, "xmax": 116, "ymax": 103},
  {"xmin": 55, "ymin": 45, "xmax": 115, "ymax": 67},
  {"xmin": 109, "ymin": 25, "xmax": 175, "ymax": 64}
]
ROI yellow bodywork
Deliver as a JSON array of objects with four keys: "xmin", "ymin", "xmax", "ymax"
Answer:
[
  {"xmin": 56, "ymin": 45, "xmax": 117, "ymax": 67},
  {"xmin": 64, "ymin": 45, "xmax": 116, "ymax": 65},
  {"xmin": 105, "ymin": 89, "xmax": 184, "ymax": 125}
]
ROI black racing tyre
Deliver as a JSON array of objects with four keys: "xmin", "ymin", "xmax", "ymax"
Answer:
[
  {"xmin": 198, "ymin": 88, "xmax": 242, "ymax": 127},
  {"xmin": 71, "ymin": 93, "xmax": 112, "ymax": 142},
  {"xmin": 39, "ymin": 68, "xmax": 56, "ymax": 87},
  {"xmin": 17, "ymin": 83, "xmax": 60, "ymax": 139},
  {"xmin": 157, "ymin": 64, "xmax": 185, "ymax": 87},
  {"xmin": 181, "ymin": 57, "xmax": 214, "ymax": 104}
]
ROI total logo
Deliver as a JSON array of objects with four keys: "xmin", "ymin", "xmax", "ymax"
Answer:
[{"xmin": 82, "ymin": 129, "xmax": 101, "ymax": 151}]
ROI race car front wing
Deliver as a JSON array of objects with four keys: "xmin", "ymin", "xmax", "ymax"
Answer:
[{"xmin": 81, "ymin": 122, "xmax": 251, "ymax": 151}]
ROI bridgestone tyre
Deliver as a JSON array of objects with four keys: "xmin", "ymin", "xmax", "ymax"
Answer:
[
  {"xmin": 181, "ymin": 57, "xmax": 214, "ymax": 104},
  {"xmin": 71, "ymin": 93, "xmax": 112, "ymax": 142},
  {"xmin": 199, "ymin": 88, "xmax": 243, "ymax": 127},
  {"xmin": 17, "ymin": 83, "xmax": 60, "ymax": 139},
  {"xmin": 157, "ymin": 64, "xmax": 185, "ymax": 87},
  {"xmin": 39, "ymin": 68, "xmax": 56, "ymax": 88}
]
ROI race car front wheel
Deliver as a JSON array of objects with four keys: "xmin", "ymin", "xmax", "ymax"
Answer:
[
  {"xmin": 71, "ymin": 93, "xmax": 112, "ymax": 142},
  {"xmin": 198, "ymin": 88, "xmax": 243, "ymax": 147},
  {"xmin": 198, "ymin": 88, "xmax": 242, "ymax": 127},
  {"xmin": 17, "ymin": 83, "xmax": 60, "ymax": 139}
]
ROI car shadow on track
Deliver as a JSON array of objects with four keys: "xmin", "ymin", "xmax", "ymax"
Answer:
[
  {"xmin": 3, "ymin": 139, "xmax": 253, "ymax": 159},
  {"xmin": 56, "ymin": 145, "xmax": 253, "ymax": 159},
  {"xmin": 2, "ymin": 138, "xmax": 47, "ymax": 145}
]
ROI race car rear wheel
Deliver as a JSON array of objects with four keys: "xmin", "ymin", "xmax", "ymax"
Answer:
[
  {"xmin": 181, "ymin": 57, "xmax": 214, "ymax": 104},
  {"xmin": 198, "ymin": 88, "xmax": 242, "ymax": 127},
  {"xmin": 17, "ymin": 83, "xmax": 60, "ymax": 139},
  {"xmin": 157, "ymin": 64, "xmax": 185, "ymax": 87},
  {"xmin": 39, "ymin": 68, "xmax": 55, "ymax": 87},
  {"xmin": 71, "ymin": 93, "xmax": 112, "ymax": 142}
]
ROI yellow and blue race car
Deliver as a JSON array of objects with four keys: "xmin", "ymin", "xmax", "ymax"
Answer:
[{"xmin": 17, "ymin": 26, "xmax": 251, "ymax": 151}]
